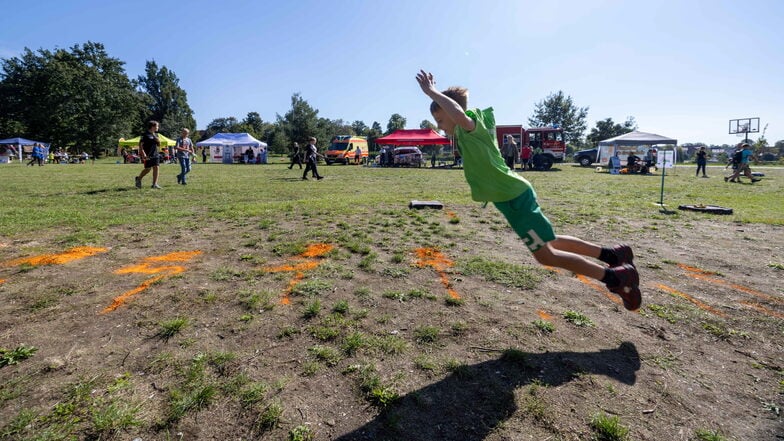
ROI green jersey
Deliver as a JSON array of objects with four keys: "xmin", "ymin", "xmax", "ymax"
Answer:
[{"xmin": 454, "ymin": 108, "xmax": 532, "ymax": 202}]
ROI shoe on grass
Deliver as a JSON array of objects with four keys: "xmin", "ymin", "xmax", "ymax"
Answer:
[
  {"xmin": 606, "ymin": 264, "xmax": 641, "ymax": 311},
  {"xmin": 151, "ymin": 184, "xmax": 162, "ymax": 189},
  {"xmin": 135, "ymin": 177, "xmax": 142, "ymax": 189}
]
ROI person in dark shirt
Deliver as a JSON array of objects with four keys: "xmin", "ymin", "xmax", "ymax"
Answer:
[
  {"xmin": 135, "ymin": 120, "xmax": 162, "ymax": 189},
  {"xmin": 288, "ymin": 142, "xmax": 303, "ymax": 169},
  {"xmin": 626, "ymin": 153, "xmax": 640, "ymax": 173},
  {"xmin": 695, "ymin": 146, "xmax": 708, "ymax": 178},
  {"xmin": 302, "ymin": 137, "xmax": 324, "ymax": 180}
]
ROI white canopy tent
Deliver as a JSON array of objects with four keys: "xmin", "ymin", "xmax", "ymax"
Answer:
[
  {"xmin": 597, "ymin": 131, "xmax": 678, "ymax": 168},
  {"xmin": 196, "ymin": 133, "xmax": 268, "ymax": 163}
]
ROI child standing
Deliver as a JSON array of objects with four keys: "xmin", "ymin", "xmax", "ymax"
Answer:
[
  {"xmin": 175, "ymin": 128, "xmax": 195, "ymax": 185},
  {"xmin": 415, "ymin": 70, "xmax": 641, "ymax": 310}
]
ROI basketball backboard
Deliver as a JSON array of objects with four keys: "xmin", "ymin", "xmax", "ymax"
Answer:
[{"xmin": 728, "ymin": 117, "xmax": 760, "ymax": 135}]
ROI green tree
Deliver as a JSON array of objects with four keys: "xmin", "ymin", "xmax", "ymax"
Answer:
[
  {"xmin": 386, "ymin": 113, "xmax": 406, "ymax": 134},
  {"xmin": 241, "ymin": 111, "xmax": 265, "ymax": 139},
  {"xmin": 277, "ymin": 93, "xmax": 320, "ymax": 146},
  {"xmin": 136, "ymin": 60, "xmax": 196, "ymax": 138},
  {"xmin": 586, "ymin": 117, "xmax": 636, "ymax": 146},
  {"xmin": 351, "ymin": 120, "xmax": 369, "ymax": 136},
  {"xmin": 367, "ymin": 121, "xmax": 383, "ymax": 152},
  {"xmin": 204, "ymin": 117, "xmax": 241, "ymax": 139},
  {"xmin": 0, "ymin": 41, "xmax": 142, "ymax": 157},
  {"xmin": 420, "ymin": 120, "xmax": 437, "ymax": 131},
  {"xmin": 528, "ymin": 91, "xmax": 588, "ymax": 144},
  {"xmin": 774, "ymin": 139, "xmax": 784, "ymax": 156}
]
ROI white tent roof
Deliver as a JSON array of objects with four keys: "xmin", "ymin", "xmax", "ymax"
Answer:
[
  {"xmin": 598, "ymin": 131, "xmax": 677, "ymax": 147},
  {"xmin": 196, "ymin": 132, "xmax": 267, "ymax": 147}
]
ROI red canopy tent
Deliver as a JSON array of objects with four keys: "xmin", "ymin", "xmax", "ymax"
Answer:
[{"xmin": 375, "ymin": 129, "xmax": 451, "ymax": 146}]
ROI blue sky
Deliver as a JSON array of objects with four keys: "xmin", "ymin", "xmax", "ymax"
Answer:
[{"xmin": 3, "ymin": 0, "xmax": 782, "ymax": 145}]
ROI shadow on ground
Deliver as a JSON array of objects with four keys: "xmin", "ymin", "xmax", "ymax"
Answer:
[{"xmin": 336, "ymin": 342, "xmax": 639, "ymax": 441}]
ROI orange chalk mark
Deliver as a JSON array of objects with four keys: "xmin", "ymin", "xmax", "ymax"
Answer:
[
  {"xmin": 102, "ymin": 275, "xmax": 167, "ymax": 313},
  {"xmin": 301, "ymin": 243, "xmax": 334, "ymax": 258},
  {"xmin": 656, "ymin": 283, "xmax": 728, "ymax": 318},
  {"xmin": 261, "ymin": 243, "xmax": 333, "ymax": 305},
  {"xmin": 0, "ymin": 279, "xmax": 5, "ymax": 284},
  {"xmin": 739, "ymin": 300, "xmax": 784, "ymax": 319},
  {"xmin": 143, "ymin": 250, "xmax": 203, "ymax": 263},
  {"xmin": 102, "ymin": 250, "xmax": 202, "ymax": 313},
  {"xmin": 2, "ymin": 246, "xmax": 108, "ymax": 267},
  {"xmin": 446, "ymin": 211, "xmax": 458, "ymax": 220},
  {"xmin": 415, "ymin": 247, "xmax": 461, "ymax": 300},
  {"xmin": 265, "ymin": 261, "xmax": 320, "ymax": 273},
  {"xmin": 678, "ymin": 263, "xmax": 782, "ymax": 305},
  {"xmin": 575, "ymin": 274, "xmax": 622, "ymax": 306},
  {"xmin": 537, "ymin": 310, "xmax": 553, "ymax": 321}
]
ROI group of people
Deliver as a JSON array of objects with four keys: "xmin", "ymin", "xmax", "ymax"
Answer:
[
  {"xmin": 500, "ymin": 135, "xmax": 546, "ymax": 171},
  {"xmin": 287, "ymin": 137, "xmax": 324, "ymax": 180},
  {"xmin": 25, "ymin": 143, "xmax": 46, "ymax": 166},
  {"xmin": 693, "ymin": 142, "xmax": 760, "ymax": 183},
  {"xmin": 25, "ymin": 145, "xmax": 90, "ymax": 166},
  {"xmin": 624, "ymin": 149, "xmax": 657, "ymax": 174},
  {"xmin": 134, "ymin": 121, "xmax": 195, "ymax": 189},
  {"xmin": 724, "ymin": 142, "xmax": 760, "ymax": 184}
]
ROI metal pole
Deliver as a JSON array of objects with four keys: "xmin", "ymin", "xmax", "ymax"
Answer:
[{"xmin": 659, "ymin": 154, "xmax": 667, "ymax": 206}]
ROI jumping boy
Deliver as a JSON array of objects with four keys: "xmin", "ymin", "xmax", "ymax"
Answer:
[{"xmin": 415, "ymin": 70, "xmax": 641, "ymax": 310}]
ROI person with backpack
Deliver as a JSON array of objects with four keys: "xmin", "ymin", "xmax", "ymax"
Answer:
[{"xmin": 725, "ymin": 143, "xmax": 760, "ymax": 183}]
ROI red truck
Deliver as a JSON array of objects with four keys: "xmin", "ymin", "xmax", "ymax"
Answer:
[{"xmin": 495, "ymin": 125, "xmax": 566, "ymax": 170}]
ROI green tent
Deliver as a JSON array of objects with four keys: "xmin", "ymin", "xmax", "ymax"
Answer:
[{"xmin": 118, "ymin": 134, "xmax": 177, "ymax": 148}]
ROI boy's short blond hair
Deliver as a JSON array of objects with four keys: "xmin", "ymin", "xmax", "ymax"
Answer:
[
  {"xmin": 430, "ymin": 86, "xmax": 469, "ymax": 113},
  {"xmin": 181, "ymin": 128, "xmax": 190, "ymax": 134}
]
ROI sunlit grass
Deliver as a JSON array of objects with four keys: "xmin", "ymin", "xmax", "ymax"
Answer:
[{"xmin": 0, "ymin": 160, "xmax": 780, "ymax": 244}]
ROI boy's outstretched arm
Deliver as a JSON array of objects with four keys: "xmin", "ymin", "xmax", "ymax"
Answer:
[{"xmin": 416, "ymin": 70, "xmax": 475, "ymax": 132}]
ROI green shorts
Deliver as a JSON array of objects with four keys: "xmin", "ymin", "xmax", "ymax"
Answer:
[{"xmin": 493, "ymin": 189, "xmax": 556, "ymax": 252}]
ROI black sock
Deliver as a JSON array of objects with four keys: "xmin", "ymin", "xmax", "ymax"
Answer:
[
  {"xmin": 601, "ymin": 268, "xmax": 619, "ymax": 286},
  {"xmin": 598, "ymin": 247, "xmax": 618, "ymax": 266}
]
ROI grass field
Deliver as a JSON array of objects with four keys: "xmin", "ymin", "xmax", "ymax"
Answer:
[
  {"xmin": 1, "ymin": 158, "xmax": 782, "ymax": 238},
  {"xmin": 0, "ymin": 158, "xmax": 782, "ymax": 440}
]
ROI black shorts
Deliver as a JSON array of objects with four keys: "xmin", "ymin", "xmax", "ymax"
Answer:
[{"xmin": 144, "ymin": 157, "xmax": 160, "ymax": 169}]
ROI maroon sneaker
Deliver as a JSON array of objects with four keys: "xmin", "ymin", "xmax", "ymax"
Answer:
[
  {"xmin": 611, "ymin": 244, "xmax": 634, "ymax": 267},
  {"xmin": 607, "ymin": 264, "xmax": 641, "ymax": 311}
]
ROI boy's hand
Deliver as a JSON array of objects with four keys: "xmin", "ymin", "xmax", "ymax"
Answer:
[{"xmin": 416, "ymin": 70, "xmax": 438, "ymax": 97}]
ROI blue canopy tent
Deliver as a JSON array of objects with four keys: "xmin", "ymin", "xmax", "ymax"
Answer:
[
  {"xmin": 195, "ymin": 133, "xmax": 268, "ymax": 163},
  {"xmin": 0, "ymin": 137, "xmax": 50, "ymax": 163}
]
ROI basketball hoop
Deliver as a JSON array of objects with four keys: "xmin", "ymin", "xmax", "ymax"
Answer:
[{"xmin": 728, "ymin": 118, "xmax": 760, "ymax": 135}]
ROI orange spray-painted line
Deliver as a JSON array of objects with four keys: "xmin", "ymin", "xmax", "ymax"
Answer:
[
  {"xmin": 575, "ymin": 274, "xmax": 623, "ymax": 307},
  {"xmin": 537, "ymin": 310, "xmax": 554, "ymax": 321},
  {"xmin": 415, "ymin": 247, "xmax": 461, "ymax": 300},
  {"xmin": 261, "ymin": 243, "xmax": 334, "ymax": 305},
  {"xmin": 1, "ymin": 246, "xmax": 108, "ymax": 268},
  {"xmin": 656, "ymin": 283, "xmax": 728, "ymax": 318},
  {"xmin": 678, "ymin": 263, "xmax": 782, "ymax": 304},
  {"xmin": 738, "ymin": 300, "xmax": 784, "ymax": 320},
  {"xmin": 101, "ymin": 251, "xmax": 202, "ymax": 313}
]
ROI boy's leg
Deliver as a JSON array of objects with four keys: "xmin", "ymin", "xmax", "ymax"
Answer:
[
  {"xmin": 534, "ymin": 245, "xmax": 641, "ymax": 310},
  {"xmin": 550, "ymin": 235, "xmax": 633, "ymax": 267},
  {"xmin": 532, "ymin": 244, "xmax": 604, "ymax": 280}
]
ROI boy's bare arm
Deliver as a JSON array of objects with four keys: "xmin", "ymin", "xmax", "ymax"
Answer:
[{"xmin": 415, "ymin": 70, "xmax": 475, "ymax": 132}]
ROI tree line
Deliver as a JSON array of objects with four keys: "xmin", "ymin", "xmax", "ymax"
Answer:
[{"xmin": 2, "ymin": 41, "xmax": 778, "ymax": 158}]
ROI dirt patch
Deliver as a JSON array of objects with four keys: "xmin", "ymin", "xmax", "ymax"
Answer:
[{"xmin": 0, "ymin": 207, "xmax": 782, "ymax": 440}]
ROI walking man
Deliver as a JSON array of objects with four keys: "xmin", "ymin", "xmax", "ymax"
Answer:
[
  {"xmin": 303, "ymin": 137, "xmax": 324, "ymax": 180},
  {"xmin": 135, "ymin": 120, "xmax": 162, "ymax": 189}
]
